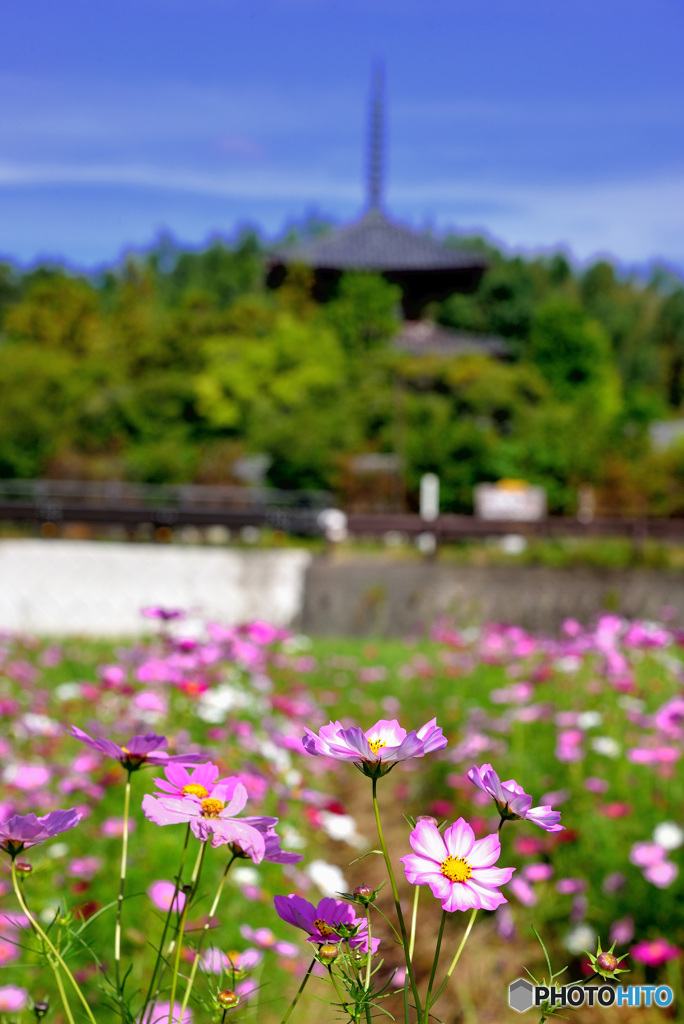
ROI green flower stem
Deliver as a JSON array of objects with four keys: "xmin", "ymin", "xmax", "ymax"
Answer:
[
  {"xmin": 430, "ymin": 908, "xmax": 478, "ymax": 1008},
  {"xmin": 10, "ymin": 860, "xmax": 97, "ymax": 1024},
  {"xmin": 140, "ymin": 822, "xmax": 192, "ymax": 1024},
  {"xmin": 370, "ymin": 903, "xmax": 401, "ymax": 943},
  {"xmin": 114, "ymin": 769, "xmax": 132, "ymax": 1001},
  {"xmin": 408, "ymin": 885, "xmax": 420, "ymax": 960},
  {"xmin": 279, "ymin": 957, "xmax": 316, "ymax": 1024},
  {"xmin": 423, "ymin": 910, "xmax": 447, "ymax": 1022},
  {"xmin": 52, "ymin": 955, "xmax": 77, "ymax": 1024},
  {"xmin": 364, "ymin": 906, "xmax": 373, "ymax": 992},
  {"xmin": 326, "ymin": 961, "xmax": 351, "ymax": 1019},
  {"xmin": 167, "ymin": 841, "xmax": 207, "ymax": 1024},
  {"xmin": 177, "ymin": 854, "xmax": 236, "ymax": 1021},
  {"xmin": 371, "ymin": 778, "xmax": 422, "ymax": 1018}
]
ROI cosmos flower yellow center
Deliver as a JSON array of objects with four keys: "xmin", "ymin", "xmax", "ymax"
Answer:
[
  {"xmin": 183, "ymin": 783, "xmax": 209, "ymax": 798},
  {"xmin": 440, "ymin": 855, "xmax": 472, "ymax": 883},
  {"xmin": 313, "ymin": 918, "xmax": 336, "ymax": 936},
  {"xmin": 368, "ymin": 737, "xmax": 387, "ymax": 755},
  {"xmin": 200, "ymin": 797, "xmax": 225, "ymax": 817}
]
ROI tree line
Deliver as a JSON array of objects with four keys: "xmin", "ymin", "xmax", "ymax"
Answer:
[{"xmin": 1, "ymin": 227, "xmax": 684, "ymax": 515}]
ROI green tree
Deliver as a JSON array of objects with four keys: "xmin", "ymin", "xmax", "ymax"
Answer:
[
  {"xmin": 526, "ymin": 298, "xmax": 621, "ymax": 416},
  {"xmin": 321, "ymin": 273, "xmax": 401, "ymax": 354}
]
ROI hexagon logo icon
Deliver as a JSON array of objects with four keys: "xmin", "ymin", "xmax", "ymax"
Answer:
[{"xmin": 509, "ymin": 978, "xmax": 535, "ymax": 1012}]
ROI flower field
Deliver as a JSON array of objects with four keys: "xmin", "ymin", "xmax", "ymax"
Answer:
[{"xmin": 1, "ymin": 610, "xmax": 683, "ymax": 1022}]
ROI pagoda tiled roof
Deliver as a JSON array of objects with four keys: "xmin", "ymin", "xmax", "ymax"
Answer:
[
  {"xmin": 392, "ymin": 320, "xmax": 509, "ymax": 358},
  {"xmin": 270, "ymin": 209, "xmax": 487, "ymax": 273}
]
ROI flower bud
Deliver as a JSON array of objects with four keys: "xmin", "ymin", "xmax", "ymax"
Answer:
[
  {"xmin": 597, "ymin": 951, "xmax": 619, "ymax": 972},
  {"xmin": 15, "ymin": 862, "xmax": 33, "ymax": 874},
  {"xmin": 217, "ymin": 990, "xmax": 239, "ymax": 1008},
  {"xmin": 317, "ymin": 943, "xmax": 340, "ymax": 964},
  {"xmin": 353, "ymin": 884, "xmax": 375, "ymax": 904},
  {"xmin": 33, "ymin": 1003, "xmax": 49, "ymax": 1019}
]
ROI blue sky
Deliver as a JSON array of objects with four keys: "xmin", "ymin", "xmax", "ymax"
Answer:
[{"xmin": 3, "ymin": 0, "xmax": 684, "ymax": 269}]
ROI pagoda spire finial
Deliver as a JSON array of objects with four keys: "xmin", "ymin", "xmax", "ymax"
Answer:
[{"xmin": 367, "ymin": 62, "xmax": 385, "ymax": 211}]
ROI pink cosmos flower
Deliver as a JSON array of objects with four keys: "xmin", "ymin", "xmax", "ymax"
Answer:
[
  {"xmin": 630, "ymin": 842, "xmax": 666, "ymax": 868},
  {"xmin": 68, "ymin": 857, "xmax": 101, "ymax": 880},
  {"xmin": 198, "ymin": 947, "xmax": 262, "ymax": 974},
  {"xmin": 142, "ymin": 783, "xmax": 266, "ymax": 861},
  {"xmin": 653, "ymin": 696, "xmax": 684, "ymax": 738},
  {"xmin": 4, "ymin": 764, "xmax": 51, "ymax": 791},
  {"xmin": 643, "ymin": 860, "xmax": 679, "ymax": 889},
  {"xmin": 148, "ymin": 880, "xmax": 186, "ymax": 913},
  {"xmin": 0, "ymin": 809, "xmax": 81, "ymax": 859},
  {"xmin": 0, "ymin": 986, "xmax": 28, "ymax": 1012},
  {"xmin": 468, "ymin": 764, "xmax": 564, "ymax": 832},
  {"xmin": 555, "ymin": 878, "xmax": 587, "ymax": 895},
  {"xmin": 274, "ymin": 894, "xmax": 380, "ymax": 953},
  {"xmin": 70, "ymin": 727, "xmax": 203, "ymax": 772},
  {"xmin": 523, "ymin": 863, "xmax": 554, "ymax": 883},
  {"xmin": 509, "ymin": 877, "xmax": 538, "ymax": 907},
  {"xmin": 240, "ymin": 820, "xmax": 303, "ymax": 864},
  {"xmin": 239, "ymin": 925, "xmax": 298, "ymax": 957},
  {"xmin": 610, "ymin": 916, "xmax": 635, "ymax": 945},
  {"xmin": 303, "ymin": 718, "xmax": 447, "ymax": 778},
  {"xmin": 152, "ymin": 762, "xmax": 235, "ymax": 800},
  {"xmin": 102, "ymin": 817, "xmax": 137, "ymax": 838},
  {"xmin": 141, "ymin": 606, "xmax": 185, "ymax": 622},
  {"xmin": 139, "ymin": 1001, "xmax": 192, "ymax": 1023},
  {"xmin": 631, "ymin": 938, "xmax": 681, "ymax": 967},
  {"xmin": 0, "ymin": 933, "xmax": 20, "ymax": 966},
  {"xmin": 400, "ymin": 817, "xmax": 515, "ymax": 912}
]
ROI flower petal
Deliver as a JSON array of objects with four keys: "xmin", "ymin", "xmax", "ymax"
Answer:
[
  {"xmin": 409, "ymin": 820, "xmax": 448, "ymax": 864},
  {"xmin": 441, "ymin": 881, "xmax": 481, "ymax": 912},
  {"xmin": 443, "ymin": 818, "xmax": 475, "ymax": 860},
  {"xmin": 401, "ymin": 853, "xmax": 444, "ymax": 886},
  {"xmin": 469, "ymin": 832, "xmax": 501, "ymax": 868},
  {"xmin": 472, "ymin": 865, "xmax": 515, "ymax": 887},
  {"xmin": 464, "ymin": 879, "xmax": 509, "ymax": 910}
]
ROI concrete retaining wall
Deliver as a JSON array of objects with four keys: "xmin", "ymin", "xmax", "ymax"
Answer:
[
  {"xmin": 300, "ymin": 559, "xmax": 684, "ymax": 635},
  {"xmin": 0, "ymin": 541, "xmax": 682, "ymax": 636},
  {"xmin": 0, "ymin": 540, "xmax": 312, "ymax": 636}
]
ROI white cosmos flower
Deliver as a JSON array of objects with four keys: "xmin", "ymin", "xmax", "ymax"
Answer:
[
  {"xmin": 563, "ymin": 924, "xmax": 596, "ymax": 954},
  {"xmin": 305, "ymin": 859, "xmax": 347, "ymax": 896},
  {"xmin": 577, "ymin": 711, "xmax": 603, "ymax": 730},
  {"xmin": 653, "ymin": 822, "xmax": 684, "ymax": 851},
  {"xmin": 591, "ymin": 736, "xmax": 621, "ymax": 758}
]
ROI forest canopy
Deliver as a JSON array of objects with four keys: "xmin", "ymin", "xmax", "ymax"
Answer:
[{"xmin": 1, "ymin": 226, "xmax": 684, "ymax": 515}]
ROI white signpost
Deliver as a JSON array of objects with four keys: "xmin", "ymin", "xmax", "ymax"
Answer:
[
  {"xmin": 474, "ymin": 480, "xmax": 546, "ymax": 521},
  {"xmin": 419, "ymin": 473, "xmax": 440, "ymax": 521}
]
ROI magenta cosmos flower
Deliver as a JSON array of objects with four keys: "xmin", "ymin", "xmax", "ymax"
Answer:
[
  {"xmin": 0, "ymin": 809, "xmax": 81, "ymax": 859},
  {"xmin": 468, "ymin": 764, "xmax": 564, "ymax": 832},
  {"xmin": 70, "ymin": 727, "xmax": 203, "ymax": 772},
  {"xmin": 400, "ymin": 817, "xmax": 515, "ymax": 912},
  {"xmin": 303, "ymin": 718, "xmax": 447, "ymax": 778},
  {"xmin": 631, "ymin": 938, "xmax": 680, "ymax": 967},
  {"xmin": 142, "ymin": 782, "xmax": 266, "ymax": 862},
  {"xmin": 274, "ymin": 894, "xmax": 380, "ymax": 953}
]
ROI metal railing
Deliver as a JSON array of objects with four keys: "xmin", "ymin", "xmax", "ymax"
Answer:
[{"xmin": 0, "ymin": 480, "xmax": 683, "ymax": 542}]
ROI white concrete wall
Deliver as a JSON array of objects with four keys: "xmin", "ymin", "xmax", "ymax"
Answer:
[{"xmin": 0, "ymin": 540, "xmax": 312, "ymax": 635}]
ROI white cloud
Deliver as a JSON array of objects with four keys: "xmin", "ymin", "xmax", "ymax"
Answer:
[{"xmin": 2, "ymin": 156, "xmax": 684, "ymax": 265}]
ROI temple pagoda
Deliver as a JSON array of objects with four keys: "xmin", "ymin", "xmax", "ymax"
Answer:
[{"xmin": 267, "ymin": 68, "xmax": 489, "ymax": 320}]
